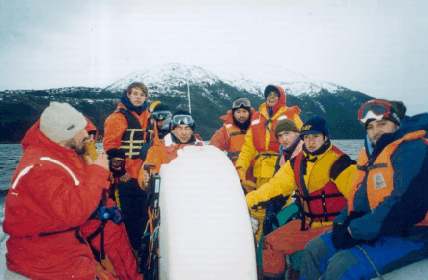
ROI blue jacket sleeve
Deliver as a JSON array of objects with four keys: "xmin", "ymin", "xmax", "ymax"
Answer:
[{"xmin": 349, "ymin": 140, "xmax": 428, "ymax": 241}]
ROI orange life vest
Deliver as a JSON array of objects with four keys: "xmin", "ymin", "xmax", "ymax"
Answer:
[
  {"xmin": 223, "ymin": 123, "xmax": 246, "ymax": 162},
  {"xmin": 348, "ymin": 130, "xmax": 428, "ymax": 225}
]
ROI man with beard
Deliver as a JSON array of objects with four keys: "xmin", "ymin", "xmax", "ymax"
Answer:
[
  {"xmin": 3, "ymin": 102, "xmax": 111, "ymax": 279},
  {"xmin": 210, "ymin": 98, "xmax": 255, "ymax": 187},
  {"xmin": 103, "ymin": 82, "xmax": 151, "ymax": 256},
  {"xmin": 210, "ymin": 97, "xmax": 253, "ymax": 163}
]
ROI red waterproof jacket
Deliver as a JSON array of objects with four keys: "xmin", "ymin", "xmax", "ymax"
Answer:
[{"xmin": 3, "ymin": 121, "xmax": 110, "ymax": 280}]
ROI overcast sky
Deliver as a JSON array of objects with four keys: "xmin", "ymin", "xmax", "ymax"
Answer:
[{"xmin": 0, "ymin": 0, "xmax": 427, "ymax": 114}]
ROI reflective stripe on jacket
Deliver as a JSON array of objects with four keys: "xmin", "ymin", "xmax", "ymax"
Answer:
[{"xmin": 118, "ymin": 108, "xmax": 147, "ymax": 159}]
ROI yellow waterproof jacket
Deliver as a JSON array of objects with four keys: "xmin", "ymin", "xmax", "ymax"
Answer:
[
  {"xmin": 246, "ymin": 143, "xmax": 356, "ymax": 227},
  {"xmin": 236, "ymin": 103, "xmax": 303, "ymax": 182}
]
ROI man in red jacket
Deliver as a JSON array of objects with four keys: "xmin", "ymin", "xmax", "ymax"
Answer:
[{"xmin": 3, "ymin": 102, "xmax": 112, "ymax": 279}]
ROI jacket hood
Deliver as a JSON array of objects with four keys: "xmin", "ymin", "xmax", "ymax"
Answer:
[{"xmin": 259, "ymin": 85, "xmax": 287, "ymax": 116}]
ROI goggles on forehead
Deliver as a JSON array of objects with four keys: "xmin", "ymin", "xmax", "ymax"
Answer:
[
  {"xmin": 152, "ymin": 110, "xmax": 172, "ymax": 121},
  {"xmin": 232, "ymin": 98, "xmax": 251, "ymax": 109},
  {"xmin": 357, "ymin": 99, "xmax": 394, "ymax": 125},
  {"xmin": 171, "ymin": 114, "xmax": 195, "ymax": 127}
]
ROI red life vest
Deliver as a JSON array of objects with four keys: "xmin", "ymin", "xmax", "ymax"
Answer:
[{"xmin": 292, "ymin": 146, "xmax": 347, "ymax": 229}]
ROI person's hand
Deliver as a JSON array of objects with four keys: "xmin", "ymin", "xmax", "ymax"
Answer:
[
  {"xmin": 237, "ymin": 167, "xmax": 246, "ymax": 182},
  {"xmin": 246, "ymin": 190, "xmax": 261, "ymax": 209},
  {"xmin": 119, "ymin": 173, "xmax": 131, "ymax": 183},
  {"xmin": 89, "ymin": 152, "xmax": 109, "ymax": 170},
  {"xmin": 332, "ymin": 223, "xmax": 359, "ymax": 249},
  {"xmin": 242, "ymin": 180, "xmax": 257, "ymax": 193},
  {"xmin": 141, "ymin": 170, "xmax": 150, "ymax": 191}
]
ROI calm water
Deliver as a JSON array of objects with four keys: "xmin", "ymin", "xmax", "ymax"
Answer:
[{"xmin": 0, "ymin": 140, "xmax": 363, "ymax": 191}]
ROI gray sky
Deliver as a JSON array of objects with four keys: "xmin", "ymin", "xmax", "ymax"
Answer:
[{"xmin": 0, "ymin": 0, "xmax": 427, "ymax": 114}]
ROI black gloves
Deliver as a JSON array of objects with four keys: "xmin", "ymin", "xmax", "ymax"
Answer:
[
  {"xmin": 332, "ymin": 211, "xmax": 365, "ymax": 250},
  {"xmin": 107, "ymin": 149, "xmax": 126, "ymax": 177}
]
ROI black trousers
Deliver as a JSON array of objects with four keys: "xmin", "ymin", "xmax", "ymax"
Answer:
[{"xmin": 118, "ymin": 178, "xmax": 148, "ymax": 252}]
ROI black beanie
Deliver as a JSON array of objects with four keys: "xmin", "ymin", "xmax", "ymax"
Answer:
[{"xmin": 300, "ymin": 116, "xmax": 329, "ymax": 138}]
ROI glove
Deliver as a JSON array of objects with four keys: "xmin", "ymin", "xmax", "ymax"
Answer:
[
  {"xmin": 242, "ymin": 180, "xmax": 257, "ymax": 193},
  {"xmin": 237, "ymin": 167, "xmax": 247, "ymax": 182},
  {"xmin": 246, "ymin": 190, "xmax": 261, "ymax": 209},
  {"xmin": 332, "ymin": 223, "xmax": 359, "ymax": 249},
  {"xmin": 331, "ymin": 211, "xmax": 365, "ymax": 249}
]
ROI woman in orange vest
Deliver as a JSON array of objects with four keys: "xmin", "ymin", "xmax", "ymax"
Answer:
[
  {"xmin": 298, "ymin": 99, "xmax": 428, "ymax": 280},
  {"xmin": 103, "ymin": 82, "xmax": 151, "ymax": 254},
  {"xmin": 235, "ymin": 85, "xmax": 303, "ymax": 193}
]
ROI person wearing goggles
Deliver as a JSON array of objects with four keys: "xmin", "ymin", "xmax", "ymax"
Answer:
[
  {"xmin": 210, "ymin": 97, "xmax": 256, "ymax": 193},
  {"xmin": 210, "ymin": 97, "xmax": 253, "ymax": 160},
  {"xmin": 150, "ymin": 102, "xmax": 173, "ymax": 140},
  {"xmin": 298, "ymin": 99, "xmax": 428, "ymax": 280},
  {"xmin": 138, "ymin": 110, "xmax": 204, "ymax": 190}
]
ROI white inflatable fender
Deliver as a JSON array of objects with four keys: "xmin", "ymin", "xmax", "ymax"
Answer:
[{"xmin": 158, "ymin": 145, "xmax": 257, "ymax": 280}]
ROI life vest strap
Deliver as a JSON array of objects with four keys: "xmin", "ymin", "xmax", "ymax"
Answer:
[{"xmin": 255, "ymin": 152, "xmax": 279, "ymax": 160}]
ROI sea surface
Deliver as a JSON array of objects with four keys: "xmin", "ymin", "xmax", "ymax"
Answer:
[{"xmin": 0, "ymin": 140, "xmax": 363, "ymax": 191}]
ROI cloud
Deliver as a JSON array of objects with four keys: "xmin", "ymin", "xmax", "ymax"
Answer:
[{"xmin": 0, "ymin": 0, "xmax": 427, "ymax": 113}]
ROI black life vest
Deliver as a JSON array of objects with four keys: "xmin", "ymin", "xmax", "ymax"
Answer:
[{"xmin": 119, "ymin": 109, "xmax": 147, "ymax": 159}]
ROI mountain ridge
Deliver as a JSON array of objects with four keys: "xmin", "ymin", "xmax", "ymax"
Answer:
[{"xmin": 0, "ymin": 63, "xmax": 371, "ymax": 143}]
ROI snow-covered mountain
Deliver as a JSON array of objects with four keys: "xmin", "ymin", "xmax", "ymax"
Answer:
[
  {"xmin": 106, "ymin": 63, "xmax": 345, "ymax": 97},
  {"xmin": 0, "ymin": 63, "xmax": 372, "ymax": 142}
]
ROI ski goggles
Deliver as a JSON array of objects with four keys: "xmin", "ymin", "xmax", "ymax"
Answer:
[
  {"xmin": 357, "ymin": 99, "xmax": 398, "ymax": 125},
  {"xmin": 171, "ymin": 114, "xmax": 195, "ymax": 127},
  {"xmin": 151, "ymin": 110, "xmax": 172, "ymax": 121},
  {"xmin": 232, "ymin": 98, "xmax": 251, "ymax": 109}
]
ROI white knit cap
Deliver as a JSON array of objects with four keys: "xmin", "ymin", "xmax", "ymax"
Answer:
[{"xmin": 40, "ymin": 102, "xmax": 87, "ymax": 142}]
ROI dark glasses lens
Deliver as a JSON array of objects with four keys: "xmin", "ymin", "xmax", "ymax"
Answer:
[{"xmin": 152, "ymin": 111, "xmax": 172, "ymax": 121}]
